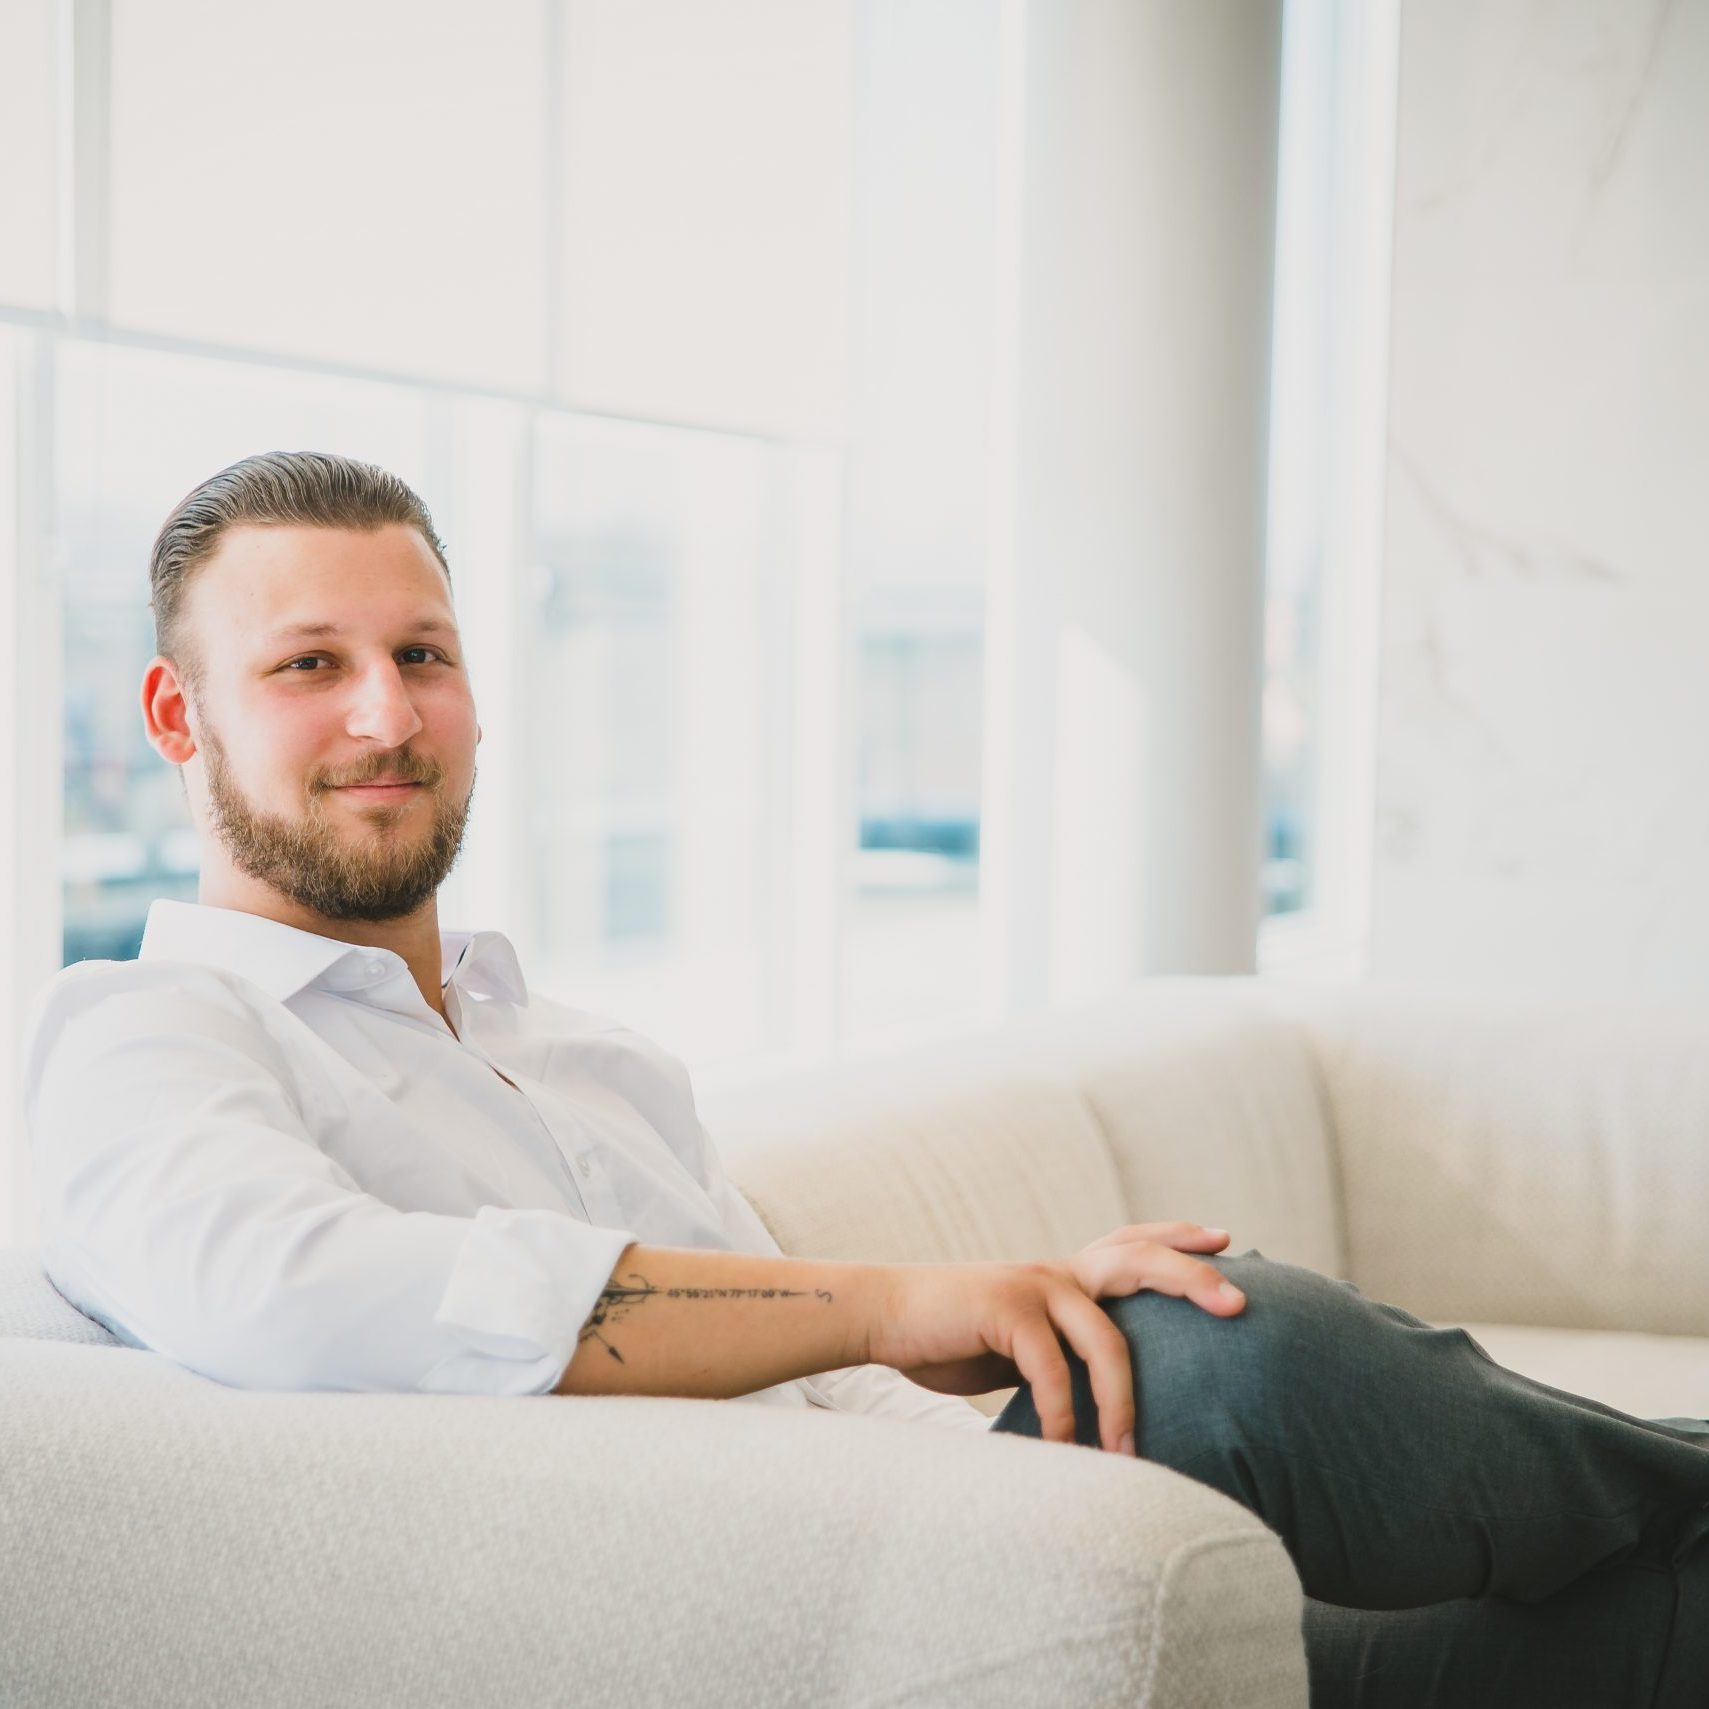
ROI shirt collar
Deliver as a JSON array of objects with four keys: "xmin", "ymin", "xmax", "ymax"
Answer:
[
  {"xmin": 435, "ymin": 927, "xmax": 530, "ymax": 1004},
  {"xmin": 137, "ymin": 899, "xmax": 529, "ymax": 1007}
]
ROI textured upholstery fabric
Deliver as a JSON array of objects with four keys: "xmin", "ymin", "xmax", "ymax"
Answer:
[
  {"xmin": 0, "ymin": 1248, "xmax": 120, "ymax": 1345},
  {"xmin": 1244, "ymin": 980, "xmax": 1709, "ymax": 1336},
  {"xmin": 697, "ymin": 1054, "xmax": 1128, "ymax": 1266},
  {"xmin": 0, "ymin": 1336, "xmax": 1304, "ymax": 1709},
  {"xmin": 700, "ymin": 979, "xmax": 1345, "ymax": 1280},
  {"xmin": 972, "ymin": 982, "xmax": 1347, "ymax": 1279}
]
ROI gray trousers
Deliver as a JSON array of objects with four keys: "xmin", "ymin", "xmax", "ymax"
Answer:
[{"xmin": 987, "ymin": 1251, "xmax": 1709, "ymax": 1707}]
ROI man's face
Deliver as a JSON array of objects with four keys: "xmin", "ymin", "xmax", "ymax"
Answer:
[{"xmin": 175, "ymin": 522, "xmax": 479, "ymax": 923}]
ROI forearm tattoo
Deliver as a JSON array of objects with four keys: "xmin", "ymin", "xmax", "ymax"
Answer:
[{"xmin": 579, "ymin": 1266, "xmax": 836, "ymax": 1365}]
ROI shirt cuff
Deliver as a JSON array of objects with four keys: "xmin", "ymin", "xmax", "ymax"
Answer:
[{"xmin": 425, "ymin": 1205, "xmax": 638, "ymax": 1397}]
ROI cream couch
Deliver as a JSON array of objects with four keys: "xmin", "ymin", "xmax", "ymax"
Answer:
[{"xmin": 3, "ymin": 974, "xmax": 1706, "ymax": 1707}]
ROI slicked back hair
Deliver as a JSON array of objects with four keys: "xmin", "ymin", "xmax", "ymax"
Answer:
[{"xmin": 148, "ymin": 451, "xmax": 451, "ymax": 691}]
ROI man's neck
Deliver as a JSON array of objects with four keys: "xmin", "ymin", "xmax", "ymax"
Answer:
[{"xmin": 196, "ymin": 875, "xmax": 449, "ymax": 1022}]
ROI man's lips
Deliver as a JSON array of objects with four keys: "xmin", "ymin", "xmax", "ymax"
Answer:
[{"xmin": 335, "ymin": 780, "xmax": 425, "ymax": 797}]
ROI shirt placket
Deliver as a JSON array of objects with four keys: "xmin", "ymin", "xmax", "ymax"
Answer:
[
  {"xmin": 449, "ymin": 993, "xmax": 620, "ymax": 1227},
  {"xmin": 510, "ymin": 1082, "xmax": 595, "ymax": 1219},
  {"xmin": 520, "ymin": 1084, "xmax": 628, "ymax": 1228}
]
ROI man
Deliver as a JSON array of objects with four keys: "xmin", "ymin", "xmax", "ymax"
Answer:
[{"xmin": 24, "ymin": 452, "xmax": 1709, "ymax": 1707}]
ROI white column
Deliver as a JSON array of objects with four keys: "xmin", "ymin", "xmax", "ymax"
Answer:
[{"xmin": 982, "ymin": 0, "xmax": 1283, "ymax": 1017}]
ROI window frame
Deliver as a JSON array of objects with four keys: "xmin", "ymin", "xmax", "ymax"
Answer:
[{"xmin": 1255, "ymin": 0, "xmax": 1400, "ymax": 984}]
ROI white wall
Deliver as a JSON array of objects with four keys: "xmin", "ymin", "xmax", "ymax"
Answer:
[{"xmin": 1372, "ymin": 0, "xmax": 1709, "ymax": 1000}]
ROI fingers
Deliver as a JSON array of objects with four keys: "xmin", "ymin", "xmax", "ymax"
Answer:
[
  {"xmin": 1153, "ymin": 1244, "xmax": 1247, "ymax": 1314},
  {"xmin": 1010, "ymin": 1289, "xmax": 1138, "ymax": 1452},
  {"xmin": 1130, "ymin": 1220, "xmax": 1232, "ymax": 1253},
  {"xmin": 1048, "ymin": 1286, "xmax": 1136, "ymax": 1455},
  {"xmin": 1008, "ymin": 1312, "xmax": 1078, "ymax": 1447},
  {"xmin": 1003, "ymin": 1239, "xmax": 1244, "ymax": 1452},
  {"xmin": 1078, "ymin": 1239, "xmax": 1246, "ymax": 1316},
  {"xmin": 1083, "ymin": 1220, "xmax": 1232, "ymax": 1256},
  {"xmin": 1176, "ymin": 1224, "xmax": 1232, "ymax": 1253}
]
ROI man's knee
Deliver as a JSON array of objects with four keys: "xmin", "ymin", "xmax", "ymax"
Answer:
[
  {"xmin": 1104, "ymin": 1248, "xmax": 1344, "ymax": 1343},
  {"xmin": 1104, "ymin": 1249, "xmax": 1355, "ymax": 1429}
]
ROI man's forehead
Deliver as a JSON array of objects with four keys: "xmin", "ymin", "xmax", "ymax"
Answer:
[
  {"xmin": 189, "ymin": 523, "xmax": 457, "ymax": 630},
  {"xmin": 202, "ymin": 520, "xmax": 441, "ymax": 574},
  {"xmin": 263, "ymin": 614, "xmax": 460, "ymax": 643}
]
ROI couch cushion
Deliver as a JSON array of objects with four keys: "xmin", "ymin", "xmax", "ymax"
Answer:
[
  {"xmin": 992, "ymin": 981, "xmax": 1347, "ymax": 1278},
  {"xmin": 1452, "ymin": 1321, "xmax": 1709, "ymax": 1426},
  {"xmin": 707, "ymin": 979, "xmax": 1347, "ymax": 1282},
  {"xmin": 0, "ymin": 1247, "xmax": 120, "ymax": 1346},
  {"xmin": 704, "ymin": 1055, "xmax": 1129, "ymax": 1266},
  {"xmin": 1248, "ymin": 982, "xmax": 1709, "ymax": 1338}
]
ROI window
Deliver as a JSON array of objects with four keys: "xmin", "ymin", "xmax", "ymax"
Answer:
[
  {"xmin": 1, "ymin": 0, "xmax": 1381, "ymax": 1253},
  {"xmin": 846, "ymin": 589, "xmax": 984, "ymax": 1042},
  {"xmin": 520, "ymin": 413, "xmax": 809, "ymax": 1064}
]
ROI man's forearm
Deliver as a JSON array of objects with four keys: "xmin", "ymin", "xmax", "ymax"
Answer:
[{"xmin": 553, "ymin": 1242, "xmax": 887, "ymax": 1399}]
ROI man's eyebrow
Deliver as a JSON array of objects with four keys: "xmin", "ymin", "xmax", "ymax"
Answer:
[{"xmin": 267, "ymin": 617, "xmax": 460, "ymax": 642}]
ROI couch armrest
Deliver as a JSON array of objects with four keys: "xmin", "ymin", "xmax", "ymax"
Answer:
[{"xmin": 1, "ymin": 1340, "xmax": 1306, "ymax": 1708}]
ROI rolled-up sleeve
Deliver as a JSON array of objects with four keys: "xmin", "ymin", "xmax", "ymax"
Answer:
[{"xmin": 24, "ymin": 964, "xmax": 636, "ymax": 1397}]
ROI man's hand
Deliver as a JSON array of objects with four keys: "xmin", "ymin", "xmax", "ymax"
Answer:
[{"xmin": 867, "ymin": 1222, "xmax": 1245, "ymax": 1455}]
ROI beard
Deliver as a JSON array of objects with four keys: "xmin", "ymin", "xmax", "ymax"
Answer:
[{"xmin": 199, "ymin": 718, "xmax": 475, "ymax": 924}]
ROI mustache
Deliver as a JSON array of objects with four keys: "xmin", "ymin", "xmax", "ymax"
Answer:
[{"xmin": 321, "ymin": 758, "xmax": 442, "ymax": 789}]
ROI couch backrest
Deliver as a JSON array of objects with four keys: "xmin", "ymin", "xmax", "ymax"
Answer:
[
  {"xmin": 1245, "ymin": 980, "xmax": 1709, "ymax": 1338},
  {"xmin": 701, "ymin": 978, "xmax": 1348, "ymax": 1280},
  {"xmin": 20, "ymin": 975, "xmax": 1699, "ymax": 1351}
]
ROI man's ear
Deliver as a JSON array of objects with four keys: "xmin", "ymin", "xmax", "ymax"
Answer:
[{"xmin": 141, "ymin": 657, "xmax": 198, "ymax": 765}]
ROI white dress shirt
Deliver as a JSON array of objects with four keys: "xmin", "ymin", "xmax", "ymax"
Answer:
[{"xmin": 23, "ymin": 897, "xmax": 989, "ymax": 1431}]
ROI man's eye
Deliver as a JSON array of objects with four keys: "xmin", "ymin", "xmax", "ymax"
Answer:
[{"xmin": 280, "ymin": 649, "xmax": 447, "ymax": 672}]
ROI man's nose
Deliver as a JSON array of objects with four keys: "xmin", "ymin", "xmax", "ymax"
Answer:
[{"xmin": 344, "ymin": 661, "xmax": 425, "ymax": 749}]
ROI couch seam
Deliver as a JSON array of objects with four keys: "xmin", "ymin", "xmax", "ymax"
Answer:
[
  {"xmin": 1233, "ymin": 987, "xmax": 1356, "ymax": 1281},
  {"xmin": 1059, "ymin": 1073, "xmax": 1136, "ymax": 1232},
  {"xmin": 846, "ymin": 1524, "xmax": 1292, "ymax": 1709},
  {"xmin": 1137, "ymin": 1525, "xmax": 1301, "ymax": 1706},
  {"xmin": 849, "ymin": 1600, "xmax": 1160, "ymax": 1709}
]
